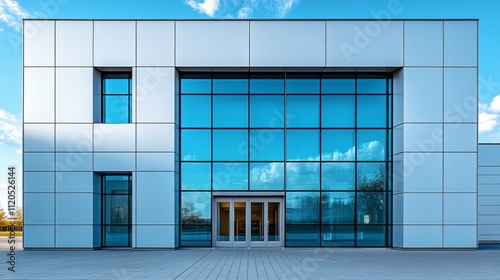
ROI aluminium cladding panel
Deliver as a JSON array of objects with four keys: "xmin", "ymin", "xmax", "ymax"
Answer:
[
  {"xmin": 137, "ymin": 21, "xmax": 174, "ymax": 66},
  {"xmin": 444, "ymin": 68, "xmax": 477, "ymax": 123},
  {"xmin": 404, "ymin": 21, "xmax": 443, "ymax": 67},
  {"xmin": 478, "ymin": 144, "xmax": 500, "ymax": 242},
  {"xmin": 403, "ymin": 68, "xmax": 443, "ymax": 123},
  {"xmin": 136, "ymin": 67, "xmax": 176, "ymax": 123},
  {"xmin": 326, "ymin": 21, "xmax": 403, "ymax": 67},
  {"xmin": 55, "ymin": 21, "xmax": 93, "ymax": 66},
  {"xmin": 24, "ymin": 20, "xmax": 55, "ymax": 67},
  {"xmin": 24, "ymin": 67, "xmax": 55, "ymax": 123},
  {"xmin": 249, "ymin": 21, "xmax": 326, "ymax": 67},
  {"xmin": 444, "ymin": 21, "xmax": 478, "ymax": 67},
  {"xmin": 55, "ymin": 67, "xmax": 94, "ymax": 123},
  {"xmin": 94, "ymin": 21, "xmax": 136, "ymax": 66},
  {"xmin": 175, "ymin": 21, "xmax": 249, "ymax": 67}
]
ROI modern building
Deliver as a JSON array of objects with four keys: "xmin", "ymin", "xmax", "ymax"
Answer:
[{"xmin": 22, "ymin": 19, "xmax": 486, "ymax": 249}]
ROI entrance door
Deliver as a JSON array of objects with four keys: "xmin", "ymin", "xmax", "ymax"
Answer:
[{"xmin": 214, "ymin": 197, "xmax": 283, "ymax": 247}]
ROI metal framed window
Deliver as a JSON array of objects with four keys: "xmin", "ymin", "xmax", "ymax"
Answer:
[{"xmin": 101, "ymin": 73, "xmax": 132, "ymax": 123}]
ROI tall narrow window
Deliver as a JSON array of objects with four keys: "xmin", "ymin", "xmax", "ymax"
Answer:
[
  {"xmin": 102, "ymin": 73, "xmax": 132, "ymax": 123},
  {"xmin": 102, "ymin": 175, "xmax": 132, "ymax": 247}
]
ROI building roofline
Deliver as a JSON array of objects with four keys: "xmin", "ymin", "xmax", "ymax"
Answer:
[{"xmin": 22, "ymin": 18, "xmax": 480, "ymax": 22}]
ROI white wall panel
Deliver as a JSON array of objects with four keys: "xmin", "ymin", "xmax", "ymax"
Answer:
[
  {"xmin": 56, "ymin": 67, "xmax": 94, "ymax": 122},
  {"xmin": 479, "ymin": 145, "xmax": 500, "ymax": 166},
  {"xmin": 326, "ymin": 21, "xmax": 403, "ymax": 66},
  {"xmin": 136, "ymin": 225, "xmax": 175, "ymax": 248},
  {"xmin": 24, "ymin": 68, "xmax": 54, "ymax": 122},
  {"xmin": 56, "ymin": 124, "xmax": 93, "ymax": 152},
  {"xmin": 23, "ymin": 226, "xmax": 55, "ymax": 248},
  {"xmin": 403, "ymin": 68, "xmax": 443, "ymax": 122},
  {"xmin": 94, "ymin": 124, "xmax": 135, "ymax": 152},
  {"xmin": 55, "ymin": 226, "xmax": 94, "ymax": 247},
  {"xmin": 24, "ymin": 20, "xmax": 55, "ymax": 66},
  {"xmin": 137, "ymin": 21, "xmax": 174, "ymax": 66},
  {"xmin": 404, "ymin": 21, "xmax": 443, "ymax": 66},
  {"xmin": 403, "ymin": 193, "xmax": 442, "ymax": 224},
  {"xmin": 136, "ymin": 67, "xmax": 175, "ymax": 122},
  {"xmin": 94, "ymin": 153, "xmax": 135, "ymax": 171},
  {"xmin": 479, "ymin": 167, "xmax": 500, "ymax": 175},
  {"xmin": 393, "ymin": 69, "xmax": 404, "ymax": 126},
  {"xmin": 24, "ymin": 172, "xmax": 54, "ymax": 192},
  {"xmin": 444, "ymin": 226, "xmax": 477, "ymax": 248},
  {"xmin": 251, "ymin": 21, "xmax": 325, "ymax": 67},
  {"xmin": 24, "ymin": 193, "xmax": 54, "ymax": 224},
  {"xmin": 444, "ymin": 193, "xmax": 477, "ymax": 225},
  {"xmin": 55, "ymin": 152, "xmax": 92, "ymax": 172},
  {"xmin": 402, "ymin": 153, "xmax": 443, "ymax": 193},
  {"xmin": 403, "ymin": 124, "xmax": 443, "ymax": 152},
  {"xmin": 176, "ymin": 21, "xmax": 249, "ymax": 67},
  {"xmin": 136, "ymin": 172, "xmax": 175, "ymax": 224},
  {"xmin": 137, "ymin": 124, "xmax": 174, "ymax": 152},
  {"xmin": 56, "ymin": 21, "xmax": 93, "ymax": 66},
  {"xmin": 24, "ymin": 124, "xmax": 54, "ymax": 152},
  {"xmin": 56, "ymin": 193, "xmax": 93, "ymax": 224},
  {"xmin": 56, "ymin": 172, "xmax": 94, "ymax": 192},
  {"xmin": 403, "ymin": 226, "xmax": 443, "ymax": 248},
  {"xmin": 444, "ymin": 153, "xmax": 477, "ymax": 193},
  {"xmin": 444, "ymin": 124, "xmax": 477, "ymax": 152},
  {"xmin": 444, "ymin": 68, "xmax": 477, "ymax": 122},
  {"xmin": 444, "ymin": 21, "xmax": 477, "ymax": 67},
  {"xmin": 24, "ymin": 153, "xmax": 55, "ymax": 171},
  {"xmin": 94, "ymin": 21, "xmax": 136, "ymax": 66},
  {"xmin": 137, "ymin": 153, "xmax": 175, "ymax": 171}
]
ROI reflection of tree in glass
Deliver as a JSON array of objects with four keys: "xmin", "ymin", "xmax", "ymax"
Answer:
[
  {"xmin": 112, "ymin": 206, "xmax": 127, "ymax": 223},
  {"xmin": 182, "ymin": 201, "xmax": 207, "ymax": 224},
  {"xmin": 357, "ymin": 165, "xmax": 385, "ymax": 224},
  {"xmin": 322, "ymin": 194, "xmax": 354, "ymax": 224}
]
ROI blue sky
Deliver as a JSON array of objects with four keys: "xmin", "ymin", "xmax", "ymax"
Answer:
[{"xmin": 0, "ymin": 0, "xmax": 499, "ymax": 209}]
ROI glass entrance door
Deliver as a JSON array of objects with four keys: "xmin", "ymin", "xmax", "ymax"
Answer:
[{"xmin": 214, "ymin": 197, "xmax": 283, "ymax": 247}]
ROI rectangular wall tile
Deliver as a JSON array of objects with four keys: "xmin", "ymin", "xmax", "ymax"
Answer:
[
  {"xmin": 136, "ymin": 67, "xmax": 175, "ymax": 122},
  {"xmin": 24, "ymin": 68, "xmax": 55, "ymax": 122},
  {"xmin": 137, "ymin": 21, "xmax": 174, "ymax": 66},
  {"xmin": 56, "ymin": 21, "xmax": 93, "ymax": 66},
  {"xmin": 24, "ymin": 20, "xmax": 55, "ymax": 66},
  {"xmin": 56, "ymin": 67, "xmax": 94, "ymax": 122},
  {"xmin": 94, "ymin": 21, "xmax": 136, "ymax": 66},
  {"xmin": 404, "ymin": 21, "xmax": 443, "ymax": 66}
]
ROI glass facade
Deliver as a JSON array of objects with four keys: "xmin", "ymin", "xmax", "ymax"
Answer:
[
  {"xmin": 180, "ymin": 73, "xmax": 392, "ymax": 247},
  {"xmin": 102, "ymin": 175, "xmax": 132, "ymax": 247},
  {"xmin": 102, "ymin": 73, "xmax": 132, "ymax": 123}
]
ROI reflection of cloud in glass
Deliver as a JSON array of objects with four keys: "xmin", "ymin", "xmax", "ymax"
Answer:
[
  {"xmin": 321, "ymin": 140, "xmax": 384, "ymax": 161},
  {"xmin": 250, "ymin": 162, "xmax": 283, "ymax": 183}
]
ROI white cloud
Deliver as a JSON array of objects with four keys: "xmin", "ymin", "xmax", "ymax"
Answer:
[
  {"xmin": 186, "ymin": 0, "xmax": 220, "ymax": 17},
  {"xmin": 0, "ymin": 109, "xmax": 21, "ymax": 147},
  {"xmin": 237, "ymin": 6, "xmax": 252, "ymax": 18},
  {"xmin": 0, "ymin": 0, "xmax": 30, "ymax": 31},
  {"xmin": 489, "ymin": 95, "xmax": 500, "ymax": 112},
  {"xmin": 479, "ymin": 112, "xmax": 498, "ymax": 133},
  {"xmin": 275, "ymin": 0, "xmax": 297, "ymax": 18}
]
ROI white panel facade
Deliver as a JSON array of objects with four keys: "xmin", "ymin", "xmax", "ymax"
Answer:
[
  {"xmin": 250, "ymin": 21, "xmax": 325, "ymax": 67},
  {"xmin": 56, "ymin": 21, "xmax": 93, "ymax": 66},
  {"xmin": 23, "ymin": 19, "xmax": 480, "ymax": 249},
  {"xmin": 326, "ymin": 21, "xmax": 403, "ymax": 66},
  {"xmin": 176, "ymin": 21, "xmax": 249, "ymax": 67}
]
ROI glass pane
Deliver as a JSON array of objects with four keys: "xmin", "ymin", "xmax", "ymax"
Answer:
[
  {"xmin": 357, "ymin": 225, "xmax": 386, "ymax": 246},
  {"xmin": 104, "ymin": 175, "xmax": 130, "ymax": 194},
  {"xmin": 286, "ymin": 163, "xmax": 320, "ymax": 191},
  {"xmin": 251, "ymin": 202, "xmax": 264, "ymax": 241},
  {"xmin": 213, "ymin": 74, "xmax": 248, "ymax": 94},
  {"xmin": 357, "ymin": 130, "xmax": 386, "ymax": 161},
  {"xmin": 181, "ymin": 129, "xmax": 211, "ymax": 161},
  {"xmin": 250, "ymin": 129, "xmax": 284, "ymax": 161},
  {"xmin": 286, "ymin": 192, "xmax": 320, "ymax": 223},
  {"xmin": 103, "ymin": 95, "xmax": 129, "ymax": 123},
  {"xmin": 268, "ymin": 202, "xmax": 280, "ymax": 241},
  {"xmin": 213, "ymin": 95, "xmax": 248, "ymax": 127},
  {"xmin": 357, "ymin": 192, "xmax": 386, "ymax": 225},
  {"xmin": 357, "ymin": 76, "xmax": 387, "ymax": 94},
  {"xmin": 103, "ymin": 195, "xmax": 130, "ymax": 224},
  {"xmin": 322, "ymin": 163, "xmax": 355, "ymax": 191},
  {"xmin": 217, "ymin": 202, "xmax": 230, "ymax": 241},
  {"xmin": 213, "ymin": 129, "xmax": 248, "ymax": 161},
  {"xmin": 357, "ymin": 95, "xmax": 387, "ymax": 128},
  {"xmin": 181, "ymin": 74, "xmax": 211, "ymax": 94},
  {"xmin": 321, "ymin": 129, "xmax": 355, "ymax": 161},
  {"xmin": 103, "ymin": 225, "xmax": 130, "ymax": 247},
  {"xmin": 286, "ymin": 129, "xmax": 320, "ymax": 161},
  {"xmin": 250, "ymin": 163, "xmax": 284, "ymax": 191},
  {"xmin": 321, "ymin": 225, "xmax": 355, "ymax": 247},
  {"xmin": 180, "ymin": 192, "xmax": 211, "ymax": 246},
  {"xmin": 322, "ymin": 95, "xmax": 355, "ymax": 128},
  {"xmin": 250, "ymin": 95, "xmax": 284, "ymax": 128},
  {"xmin": 286, "ymin": 74, "xmax": 320, "ymax": 94},
  {"xmin": 286, "ymin": 95, "xmax": 320, "ymax": 127},
  {"xmin": 285, "ymin": 225, "xmax": 320, "ymax": 246},
  {"xmin": 357, "ymin": 162, "xmax": 387, "ymax": 191},
  {"xmin": 250, "ymin": 73, "xmax": 284, "ymax": 94},
  {"xmin": 234, "ymin": 202, "xmax": 246, "ymax": 241},
  {"xmin": 322, "ymin": 74, "xmax": 355, "ymax": 94},
  {"xmin": 181, "ymin": 95, "xmax": 211, "ymax": 127},
  {"xmin": 213, "ymin": 163, "xmax": 248, "ymax": 191},
  {"xmin": 181, "ymin": 163, "xmax": 211, "ymax": 191},
  {"xmin": 103, "ymin": 73, "xmax": 130, "ymax": 95},
  {"xmin": 321, "ymin": 192, "xmax": 355, "ymax": 224}
]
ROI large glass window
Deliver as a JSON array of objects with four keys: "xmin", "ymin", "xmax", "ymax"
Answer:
[
  {"xmin": 102, "ymin": 73, "xmax": 132, "ymax": 123},
  {"xmin": 102, "ymin": 175, "xmax": 131, "ymax": 247},
  {"xmin": 180, "ymin": 73, "xmax": 391, "ymax": 247}
]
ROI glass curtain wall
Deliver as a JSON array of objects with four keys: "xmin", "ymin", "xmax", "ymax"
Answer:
[{"xmin": 180, "ymin": 73, "xmax": 392, "ymax": 247}]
